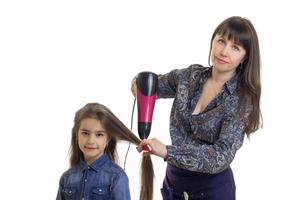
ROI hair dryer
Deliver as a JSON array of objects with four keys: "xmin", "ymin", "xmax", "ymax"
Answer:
[{"xmin": 136, "ymin": 72, "xmax": 158, "ymax": 140}]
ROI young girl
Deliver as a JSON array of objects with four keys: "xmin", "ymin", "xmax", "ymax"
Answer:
[{"xmin": 56, "ymin": 103, "xmax": 154, "ymax": 200}]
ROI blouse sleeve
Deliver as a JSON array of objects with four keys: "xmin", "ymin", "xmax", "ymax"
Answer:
[
  {"xmin": 157, "ymin": 69, "xmax": 181, "ymax": 99},
  {"xmin": 166, "ymin": 107, "xmax": 250, "ymax": 174},
  {"xmin": 157, "ymin": 65, "xmax": 203, "ymax": 99}
]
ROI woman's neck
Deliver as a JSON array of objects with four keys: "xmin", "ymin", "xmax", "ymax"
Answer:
[{"xmin": 211, "ymin": 67, "xmax": 236, "ymax": 85}]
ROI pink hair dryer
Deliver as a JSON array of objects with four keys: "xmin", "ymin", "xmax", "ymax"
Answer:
[{"xmin": 136, "ymin": 72, "xmax": 158, "ymax": 142}]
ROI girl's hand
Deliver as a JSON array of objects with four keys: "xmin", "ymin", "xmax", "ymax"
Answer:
[{"xmin": 136, "ymin": 137, "xmax": 167, "ymax": 159}]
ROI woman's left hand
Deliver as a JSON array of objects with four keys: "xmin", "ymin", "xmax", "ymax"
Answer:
[{"xmin": 136, "ymin": 137, "xmax": 167, "ymax": 159}]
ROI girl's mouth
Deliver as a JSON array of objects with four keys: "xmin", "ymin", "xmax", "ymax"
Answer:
[{"xmin": 84, "ymin": 146, "xmax": 98, "ymax": 150}]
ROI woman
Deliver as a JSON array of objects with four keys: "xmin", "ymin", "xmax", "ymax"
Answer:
[{"xmin": 132, "ymin": 16, "xmax": 262, "ymax": 200}]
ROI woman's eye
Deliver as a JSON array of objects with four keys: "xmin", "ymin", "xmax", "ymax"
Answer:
[
  {"xmin": 232, "ymin": 45, "xmax": 240, "ymax": 51},
  {"xmin": 218, "ymin": 39, "xmax": 225, "ymax": 44}
]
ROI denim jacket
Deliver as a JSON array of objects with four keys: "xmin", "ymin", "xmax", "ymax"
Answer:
[{"xmin": 56, "ymin": 153, "xmax": 130, "ymax": 200}]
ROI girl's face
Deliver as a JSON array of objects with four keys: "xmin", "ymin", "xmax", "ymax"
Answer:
[
  {"xmin": 78, "ymin": 118, "xmax": 109, "ymax": 165},
  {"xmin": 211, "ymin": 34, "xmax": 246, "ymax": 74}
]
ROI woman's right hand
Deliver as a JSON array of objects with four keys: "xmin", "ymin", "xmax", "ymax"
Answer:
[
  {"xmin": 131, "ymin": 78, "xmax": 137, "ymax": 98},
  {"xmin": 136, "ymin": 138, "xmax": 168, "ymax": 159}
]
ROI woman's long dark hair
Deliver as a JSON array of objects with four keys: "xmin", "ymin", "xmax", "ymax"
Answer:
[
  {"xmin": 209, "ymin": 16, "xmax": 262, "ymax": 136},
  {"xmin": 69, "ymin": 103, "xmax": 154, "ymax": 200}
]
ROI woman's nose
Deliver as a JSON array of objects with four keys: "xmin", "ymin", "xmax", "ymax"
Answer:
[{"xmin": 220, "ymin": 45, "xmax": 229, "ymax": 57}]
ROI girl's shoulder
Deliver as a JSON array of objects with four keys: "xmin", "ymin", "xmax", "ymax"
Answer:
[
  {"xmin": 60, "ymin": 165, "xmax": 80, "ymax": 177},
  {"xmin": 58, "ymin": 166, "xmax": 82, "ymax": 184},
  {"xmin": 102, "ymin": 159, "xmax": 127, "ymax": 177}
]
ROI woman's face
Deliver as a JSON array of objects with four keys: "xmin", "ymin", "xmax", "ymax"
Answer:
[
  {"xmin": 211, "ymin": 34, "xmax": 246, "ymax": 73},
  {"xmin": 77, "ymin": 118, "xmax": 109, "ymax": 164}
]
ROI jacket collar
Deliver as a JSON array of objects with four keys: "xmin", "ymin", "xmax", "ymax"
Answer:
[{"xmin": 79, "ymin": 153, "xmax": 109, "ymax": 172}]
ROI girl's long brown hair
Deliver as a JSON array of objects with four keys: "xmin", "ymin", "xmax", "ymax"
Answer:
[
  {"xmin": 69, "ymin": 103, "xmax": 154, "ymax": 200},
  {"xmin": 208, "ymin": 16, "xmax": 262, "ymax": 136}
]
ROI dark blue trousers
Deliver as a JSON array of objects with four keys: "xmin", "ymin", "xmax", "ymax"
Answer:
[{"xmin": 161, "ymin": 164, "xmax": 236, "ymax": 200}]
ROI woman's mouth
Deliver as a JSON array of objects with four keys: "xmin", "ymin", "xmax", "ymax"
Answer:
[{"xmin": 215, "ymin": 56, "xmax": 229, "ymax": 64}]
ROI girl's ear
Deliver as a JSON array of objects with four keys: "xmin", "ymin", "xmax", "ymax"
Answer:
[
  {"xmin": 104, "ymin": 142, "xmax": 109, "ymax": 153},
  {"xmin": 105, "ymin": 137, "xmax": 112, "ymax": 150},
  {"xmin": 106, "ymin": 135, "xmax": 111, "ymax": 145}
]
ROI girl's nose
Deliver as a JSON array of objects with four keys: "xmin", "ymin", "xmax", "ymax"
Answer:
[{"xmin": 87, "ymin": 135, "xmax": 95, "ymax": 144}]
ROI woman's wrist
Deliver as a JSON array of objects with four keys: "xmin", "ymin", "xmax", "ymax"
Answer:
[{"xmin": 163, "ymin": 145, "xmax": 168, "ymax": 161}]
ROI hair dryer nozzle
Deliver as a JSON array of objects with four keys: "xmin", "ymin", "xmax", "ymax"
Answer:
[{"xmin": 136, "ymin": 72, "xmax": 158, "ymax": 139}]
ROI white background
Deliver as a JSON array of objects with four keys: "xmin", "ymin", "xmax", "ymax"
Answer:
[{"xmin": 0, "ymin": 0, "xmax": 299, "ymax": 199}]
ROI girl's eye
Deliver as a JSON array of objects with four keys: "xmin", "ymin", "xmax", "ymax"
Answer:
[
  {"xmin": 96, "ymin": 133, "xmax": 104, "ymax": 137},
  {"xmin": 81, "ymin": 131, "xmax": 89, "ymax": 136}
]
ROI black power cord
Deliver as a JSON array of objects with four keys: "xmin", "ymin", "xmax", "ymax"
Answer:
[{"xmin": 123, "ymin": 98, "xmax": 136, "ymax": 171}]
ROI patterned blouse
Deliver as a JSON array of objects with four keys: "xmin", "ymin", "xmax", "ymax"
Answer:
[{"xmin": 158, "ymin": 64, "xmax": 251, "ymax": 174}]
